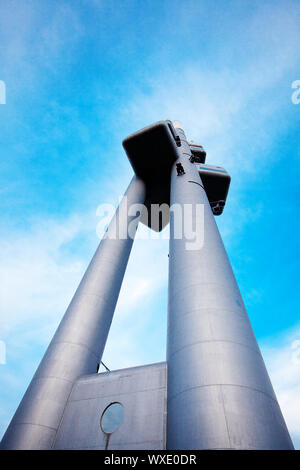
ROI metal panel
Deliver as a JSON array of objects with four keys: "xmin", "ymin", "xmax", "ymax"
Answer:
[{"xmin": 53, "ymin": 362, "xmax": 167, "ymax": 450}]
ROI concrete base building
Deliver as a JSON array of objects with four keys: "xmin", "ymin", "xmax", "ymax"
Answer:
[{"xmin": 0, "ymin": 121, "xmax": 294, "ymax": 450}]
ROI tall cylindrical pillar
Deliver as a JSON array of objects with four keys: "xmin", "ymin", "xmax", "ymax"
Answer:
[
  {"xmin": 1, "ymin": 176, "xmax": 146, "ymax": 450},
  {"xmin": 166, "ymin": 122, "xmax": 293, "ymax": 449}
]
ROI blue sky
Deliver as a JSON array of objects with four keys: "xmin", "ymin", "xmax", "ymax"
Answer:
[{"xmin": 0, "ymin": 0, "xmax": 299, "ymax": 447}]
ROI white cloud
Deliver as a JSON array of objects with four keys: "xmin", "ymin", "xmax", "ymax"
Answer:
[
  {"xmin": 261, "ymin": 325, "xmax": 300, "ymax": 449},
  {"xmin": 120, "ymin": 63, "xmax": 285, "ymax": 175},
  {"xmin": 0, "ymin": 215, "xmax": 89, "ymax": 337}
]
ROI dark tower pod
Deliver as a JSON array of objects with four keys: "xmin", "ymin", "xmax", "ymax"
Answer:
[
  {"xmin": 122, "ymin": 120, "xmax": 180, "ymax": 232},
  {"xmin": 198, "ymin": 164, "xmax": 231, "ymax": 215}
]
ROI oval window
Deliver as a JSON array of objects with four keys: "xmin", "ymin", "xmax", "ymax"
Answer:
[{"xmin": 100, "ymin": 402, "xmax": 124, "ymax": 434}]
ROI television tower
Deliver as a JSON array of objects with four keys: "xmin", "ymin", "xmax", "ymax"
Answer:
[{"xmin": 0, "ymin": 121, "xmax": 294, "ymax": 450}]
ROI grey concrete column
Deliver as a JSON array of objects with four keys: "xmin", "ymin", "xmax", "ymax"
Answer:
[
  {"xmin": 1, "ymin": 176, "xmax": 146, "ymax": 450},
  {"xmin": 166, "ymin": 122, "xmax": 293, "ymax": 449}
]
